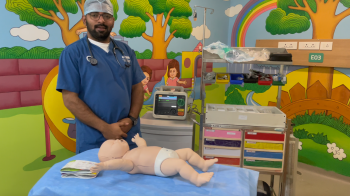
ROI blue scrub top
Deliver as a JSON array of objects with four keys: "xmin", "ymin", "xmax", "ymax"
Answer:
[{"xmin": 56, "ymin": 37, "xmax": 145, "ymax": 154}]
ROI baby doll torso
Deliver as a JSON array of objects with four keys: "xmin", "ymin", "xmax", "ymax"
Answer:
[{"xmin": 122, "ymin": 146, "xmax": 162, "ymax": 175}]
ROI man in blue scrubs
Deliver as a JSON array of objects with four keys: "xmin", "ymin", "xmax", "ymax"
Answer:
[{"xmin": 56, "ymin": 0, "xmax": 145, "ymax": 154}]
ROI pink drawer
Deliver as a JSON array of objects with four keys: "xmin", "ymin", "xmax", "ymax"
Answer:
[{"xmin": 204, "ymin": 129, "xmax": 241, "ymax": 139}]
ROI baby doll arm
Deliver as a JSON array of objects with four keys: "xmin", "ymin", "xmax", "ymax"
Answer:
[
  {"xmin": 90, "ymin": 159, "xmax": 134, "ymax": 173},
  {"xmin": 132, "ymin": 133, "xmax": 147, "ymax": 147}
]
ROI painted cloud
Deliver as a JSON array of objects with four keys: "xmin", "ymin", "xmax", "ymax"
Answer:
[
  {"xmin": 225, "ymin": 5, "xmax": 243, "ymax": 17},
  {"xmin": 10, "ymin": 24, "xmax": 49, "ymax": 41},
  {"xmin": 191, "ymin": 25, "xmax": 211, "ymax": 41}
]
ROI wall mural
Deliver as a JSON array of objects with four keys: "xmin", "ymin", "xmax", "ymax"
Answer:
[
  {"xmin": 1, "ymin": 0, "xmax": 230, "ymax": 195},
  {"xmin": 229, "ymin": 0, "xmax": 350, "ymax": 177}
]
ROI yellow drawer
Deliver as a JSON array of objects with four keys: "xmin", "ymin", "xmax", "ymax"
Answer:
[{"xmin": 245, "ymin": 141, "xmax": 283, "ymax": 151}]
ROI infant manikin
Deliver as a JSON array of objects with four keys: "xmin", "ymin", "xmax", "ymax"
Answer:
[{"xmin": 90, "ymin": 134, "xmax": 218, "ymax": 186}]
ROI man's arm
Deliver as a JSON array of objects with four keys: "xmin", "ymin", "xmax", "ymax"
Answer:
[
  {"xmin": 129, "ymin": 82, "xmax": 144, "ymax": 118},
  {"xmin": 118, "ymin": 82, "xmax": 144, "ymax": 133},
  {"xmin": 62, "ymin": 90, "xmax": 127, "ymax": 139}
]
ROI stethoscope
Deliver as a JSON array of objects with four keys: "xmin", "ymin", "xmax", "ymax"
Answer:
[{"xmin": 86, "ymin": 36, "xmax": 131, "ymax": 68}]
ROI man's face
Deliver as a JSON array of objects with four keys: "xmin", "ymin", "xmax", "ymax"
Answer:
[{"xmin": 84, "ymin": 12, "xmax": 114, "ymax": 42}]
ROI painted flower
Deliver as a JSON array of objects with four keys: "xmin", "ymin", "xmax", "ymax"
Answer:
[
  {"xmin": 327, "ymin": 143, "xmax": 339, "ymax": 154},
  {"xmin": 298, "ymin": 141, "xmax": 302, "ymax": 150},
  {"xmin": 333, "ymin": 149, "xmax": 347, "ymax": 161}
]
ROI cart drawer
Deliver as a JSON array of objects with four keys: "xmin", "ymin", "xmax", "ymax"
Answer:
[
  {"xmin": 245, "ymin": 132, "xmax": 284, "ymax": 142},
  {"xmin": 244, "ymin": 150, "xmax": 283, "ymax": 159},
  {"xmin": 204, "ymin": 129, "xmax": 241, "ymax": 139},
  {"xmin": 245, "ymin": 141, "xmax": 283, "ymax": 151},
  {"xmin": 204, "ymin": 147, "xmax": 241, "ymax": 157},
  {"xmin": 204, "ymin": 138, "xmax": 241, "ymax": 147},
  {"xmin": 244, "ymin": 159, "xmax": 283, "ymax": 168},
  {"xmin": 203, "ymin": 156, "xmax": 240, "ymax": 166}
]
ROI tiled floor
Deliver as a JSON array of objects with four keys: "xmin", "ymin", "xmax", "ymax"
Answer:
[{"xmin": 259, "ymin": 163, "xmax": 350, "ymax": 196}]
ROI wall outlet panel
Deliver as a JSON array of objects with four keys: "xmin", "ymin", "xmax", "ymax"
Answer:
[
  {"xmin": 278, "ymin": 42, "xmax": 298, "ymax": 50},
  {"xmin": 320, "ymin": 42, "xmax": 333, "ymax": 51},
  {"xmin": 299, "ymin": 42, "xmax": 320, "ymax": 50}
]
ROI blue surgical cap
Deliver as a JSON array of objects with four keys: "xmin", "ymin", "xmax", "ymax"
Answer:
[{"xmin": 84, "ymin": 0, "xmax": 114, "ymax": 16}]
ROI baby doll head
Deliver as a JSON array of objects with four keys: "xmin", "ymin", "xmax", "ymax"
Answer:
[{"xmin": 98, "ymin": 139, "xmax": 130, "ymax": 162}]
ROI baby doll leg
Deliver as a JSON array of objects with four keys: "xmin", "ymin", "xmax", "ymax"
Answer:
[
  {"xmin": 160, "ymin": 158, "xmax": 214, "ymax": 187},
  {"xmin": 175, "ymin": 148, "xmax": 218, "ymax": 172}
]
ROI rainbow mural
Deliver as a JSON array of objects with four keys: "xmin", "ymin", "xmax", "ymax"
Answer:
[{"xmin": 231, "ymin": 0, "xmax": 277, "ymax": 47}]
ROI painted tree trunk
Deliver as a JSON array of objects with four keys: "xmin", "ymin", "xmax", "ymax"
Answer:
[
  {"xmin": 61, "ymin": 29, "xmax": 81, "ymax": 46},
  {"xmin": 151, "ymin": 15, "xmax": 168, "ymax": 59},
  {"xmin": 307, "ymin": 7, "xmax": 338, "ymax": 99},
  {"xmin": 142, "ymin": 14, "xmax": 176, "ymax": 59},
  {"xmin": 61, "ymin": 20, "xmax": 85, "ymax": 46}
]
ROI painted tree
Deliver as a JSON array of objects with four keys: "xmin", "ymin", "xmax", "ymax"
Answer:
[
  {"xmin": 6, "ymin": 0, "xmax": 119, "ymax": 46},
  {"xmin": 119, "ymin": 0, "xmax": 193, "ymax": 59},
  {"xmin": 266, "ymin": 0, "xmax": 350, "ymax": 39},
  {"xmin": 266, "ymin": 0, "xmax": 350, "ymax": 99}
]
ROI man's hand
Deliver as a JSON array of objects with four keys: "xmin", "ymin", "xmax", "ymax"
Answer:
[
  {"xmin": 118, "ymin": 118, "xmax": 133, "ymax": 133},
  {"xmin": 101, "ymin": 122, "xmax": 128, "ymax": 140}
]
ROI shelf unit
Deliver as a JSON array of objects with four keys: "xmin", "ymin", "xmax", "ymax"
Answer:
[{"xmin": 192, "ymin": 7, "xmax": 295, "ymax": 196}]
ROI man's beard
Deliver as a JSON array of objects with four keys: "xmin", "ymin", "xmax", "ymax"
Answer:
[{"xmin": 86, "ymin": 20, "xmax": 111, "ymax": 42}]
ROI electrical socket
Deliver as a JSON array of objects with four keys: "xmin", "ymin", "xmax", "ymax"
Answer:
[
  {"xmin": 320, "ymin": 42, "xmax": 333, "ymax": 51},
  {"xmin": 299, "ymin": 42, "xmax": 320, "ymax": 50},
  {"xmin": 278, "ymin": 42, "xmax": 298, "ymax": 50}
]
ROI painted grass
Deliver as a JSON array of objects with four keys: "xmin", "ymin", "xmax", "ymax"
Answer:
[
  {"xmin": 296, "ymin": 124, "xmax": 350, "ymax": 177},
  {"xmin": 0, "ymin": 106, "xmax": 75, "ymax": 196}
]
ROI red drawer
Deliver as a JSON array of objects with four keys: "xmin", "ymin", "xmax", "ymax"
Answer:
[
  {"xmin": 245, "ymin": 132, "xmax": 284, "ymax": 141},
  {"xmin": 203, "ymin": 156, "xmax": 240, "ymax": 166}
]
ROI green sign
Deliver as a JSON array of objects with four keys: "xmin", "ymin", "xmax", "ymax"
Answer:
[{"xmin": 309, "ymin": 53, "xmax": 324, "ymax": 63}]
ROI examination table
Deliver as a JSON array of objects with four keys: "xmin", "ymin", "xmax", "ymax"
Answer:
[{"xmin": 29, "ymin": 149, "xmax": 259, "ymax": 196}]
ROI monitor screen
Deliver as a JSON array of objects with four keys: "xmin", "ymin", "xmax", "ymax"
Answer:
[{"xmin": 154, "ymin": 94, "xmax": 186, "ymax": 116}]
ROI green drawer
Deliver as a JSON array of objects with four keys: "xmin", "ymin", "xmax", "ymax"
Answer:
[{"xmin": 244, "ymin": 159, "xmax": 282, "ymax": 168}]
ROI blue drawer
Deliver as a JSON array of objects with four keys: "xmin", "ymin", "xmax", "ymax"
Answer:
[{"xmin": 244, "ymin": 150, "xmax": 283, "ymax": 159}]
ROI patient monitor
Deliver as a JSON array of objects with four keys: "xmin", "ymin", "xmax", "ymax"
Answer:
[{"xmin": 153, "ymin": 86, "xmax": 188, "ymax": 120}]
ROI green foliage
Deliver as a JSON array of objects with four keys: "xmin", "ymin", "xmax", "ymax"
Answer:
[
  {"xmin": 294, "ymin": 129, "xmax": 330, "ymax": 145},
  {"xmin": 341, "ymin": 0, "xmax": 350, "ymax": 7},
  {"xmin": 293, "ymin": 128, "xmax": 309, "ymax": 139},
  {"xmin": 121, "ymin": 0, "xmax": 193, "ymax": 40},
  {"xmin": 225, "ymin": 85, "xmax": 246, "ymax": 96},
  {"xmin": 266, "ymin": 8, "xmax": 310, "ymax": 35},
  {"xmin": 6, "ymin": 0, "xmax": 55, "ymax": 27},
  {"xmin": 0, "ymin": 47, "xmax": 63, "ymax": 59},
  {"xmin": 243, "ymin": 83, "xmax": 271, "ymax": 93},
  {"xmin": 225, "ymin": 89, "xmax": 245, "ymax": 105},
  {"xmin": 292, "ymin": 112, "xmax": 350, "ymax": 138},
  {"xmin": 119, "ymin": 16, "xmax": 146, "ymax": 38},
  {"xmin": 6, "ymin": 0, "xmax": 119, "ymax": 27},
  {"xmin": 28, "ymin": 0, "xmax": 78, "ymax": 14},
  {"xmin": 149, "ymin": 0, "xmax": 167, "ymax": 14},
  {"xmin": 124, "ymin": 0, "xmax": 153, "ymax": 22},
  {"xmin": 0, "ymin": 47, "xmax": 181, "ymax": 60},
  {"xmin": 166, "ymin": 0, "xmax": 192, "ymax": 17},
  {"xmin": 110, "ymin": 0, "xmax": 120, "ymax": 20},
  {"xmin": 308, "ymin": 132, "xmax": 330, "ymax": 145},
  {"xmin": 170, "ymin": 18, "xmax": 192, "ymax": 39},
  {"xmin": 277, "ymin": 0, "xmax": 316, "ymax": 19},
  {"xmin": 167, "ymin": 52, "xmax": 182, "ymax": 59},
  {"xmin": 135, "ymin": 50, "xmax": 180, "ymax": 59}
]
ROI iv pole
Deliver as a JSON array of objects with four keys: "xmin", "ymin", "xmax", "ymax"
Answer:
[{"xmin": 193, "ymin": 5, "xmax": 214, "ymax": 156}]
